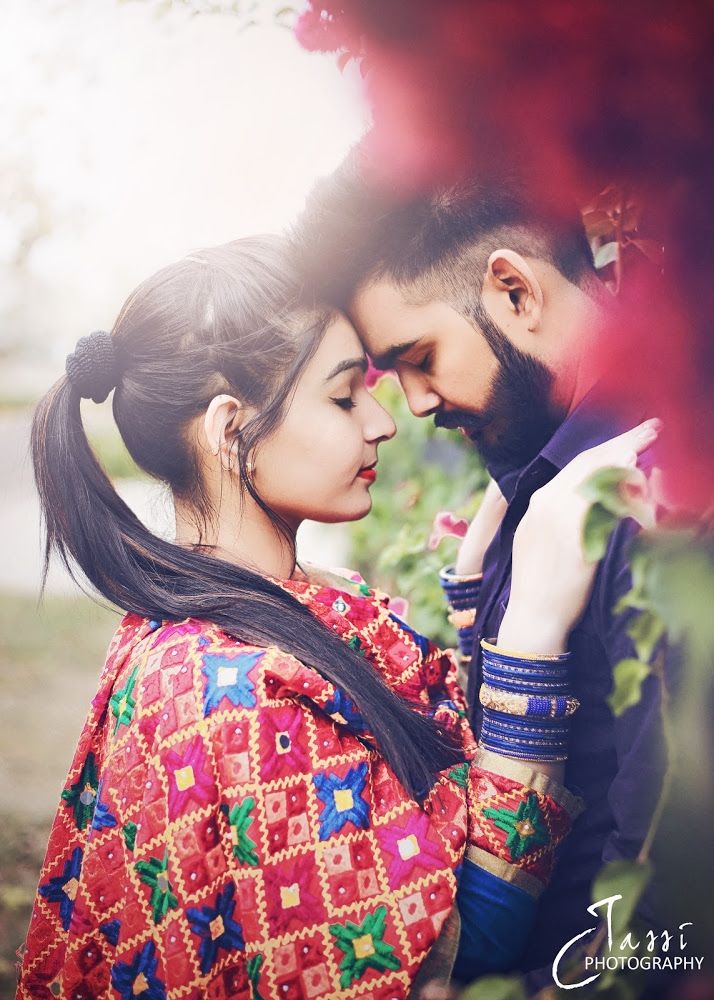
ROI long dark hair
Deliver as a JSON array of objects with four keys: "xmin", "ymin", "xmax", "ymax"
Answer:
[{"xmin": 32, "ymin": 236, "xmax": 461, "ymax": 799}]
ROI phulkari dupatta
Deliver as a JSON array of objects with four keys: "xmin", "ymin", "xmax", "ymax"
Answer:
[
  {"xmin": 18, "ymin": 575, "xmax": 572, "ymax": 1000},
  {"xmin": 17, "ymin": 568, "xmax": 576, "ymax": 999}
]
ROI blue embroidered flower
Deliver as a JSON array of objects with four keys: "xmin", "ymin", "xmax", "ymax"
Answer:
[
  {"xmin": 91, "ymin": 792, "xmax": 117, "ymax": 831},
  {"xmin": 38, "ymin": 846, "xmax": 83, "ymax": 931},
  {"xmin": 202, "ymin": 651, "xmax": 263, "ymax": 715},
  {"xmin": 324, "ymin": 687, "xmax": 366, "ymax": 733},
  {"xmin": 314, "ymin": 763, "xmax": 370, "ymax": 839},
  {"xmin": 187, "ymin": 882, "xmax": 245, "ymax": 973},
  {"xmin": 111, "ymin": 941, "xmax": 166, "ymax": 1000},
  {"xmin": 388, "ymin": 614, "xmax": 430, "ymax": 655},
  {"xmin": 100, "ymin": 919, "xmax": 121, "ymax": 946}
]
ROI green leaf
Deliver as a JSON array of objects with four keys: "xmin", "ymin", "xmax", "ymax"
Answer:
[
  {"xmin": 583, "ymin": 503, "xmax": 619, "ymax": 562},
  {"xmin": 459, "ymin": 975, "xmax": 527, "ymax": 1000},
  {"xmin": 580, "ymin": 467, "xmax": 642, "ymax": 518},
  {"xmin": 607, "ymin": 658, "xmax": 651, "ymax": 716},
  {"xmin": 591, "ymin": 859, "xmax": 653, "ymax": 942},
  {"xmin": 626, "ymin": 609, "xmax": 665, "ymax": 663}
]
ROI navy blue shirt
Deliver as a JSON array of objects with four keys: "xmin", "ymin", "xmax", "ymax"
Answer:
[{"xmin": 466, "ymin": 388, "xmax": 673, "ymax": 985}]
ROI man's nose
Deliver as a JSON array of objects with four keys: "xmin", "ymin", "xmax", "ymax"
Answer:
[{"xmin": 399, "ymin": 371, "xmax": 441, "ymax": 418}]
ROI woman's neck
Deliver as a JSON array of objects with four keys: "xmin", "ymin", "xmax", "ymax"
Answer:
[{"xmin": 174, "ymin": 496, "xmax": 298, "ymax": 580}]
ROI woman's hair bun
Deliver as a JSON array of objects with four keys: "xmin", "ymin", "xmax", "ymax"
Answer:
[{"xmin": 65, "ymin": 331, "xmax": 123, "ymax": 403}]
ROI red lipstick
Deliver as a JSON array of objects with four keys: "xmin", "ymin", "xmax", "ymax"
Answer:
[{"xmin": 357, "ymin": 465, "xmax": 377, "ymax": 483}]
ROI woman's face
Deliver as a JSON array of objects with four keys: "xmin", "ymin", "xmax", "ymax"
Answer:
[{"xmin": 252, "ymin": 315, "xmax": 396, "ymax": 526}]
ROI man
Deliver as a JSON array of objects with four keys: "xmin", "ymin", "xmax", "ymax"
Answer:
[{"xmin": 293, "ymin": 151, "xmax": 675, "ymax": 991}]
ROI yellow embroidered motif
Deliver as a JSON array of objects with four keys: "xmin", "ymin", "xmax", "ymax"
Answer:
[
  {"xmin": 334, "ymin": 788, "xmax": 354, "ymax": 811},
  {"xmin": 280, "ymin": 883, "xmax": 301, "ymax": 908},
  {"xmin": 209, "ymin": 916, "xmax": 225, "ymax": 940},
  {"xmin": 174, "ymin": 765, "xmax": 195, "ymax": 791},
  {"xmin": 397, "ymin": 834, "xmax": 420, "ymax": 860},
  {"xmin": 353, "ymin": 934, "xmax": 375, "ymax": 959}
]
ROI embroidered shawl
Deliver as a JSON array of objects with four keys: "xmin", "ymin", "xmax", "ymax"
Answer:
[{"xmin": 18, "ymin": 571, "xmax": 481, "ymax": 999}]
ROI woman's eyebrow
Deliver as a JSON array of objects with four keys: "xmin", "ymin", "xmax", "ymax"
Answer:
[{"xmin": 323, "ymin": 356, "xmax": 369, "ymax": 382}]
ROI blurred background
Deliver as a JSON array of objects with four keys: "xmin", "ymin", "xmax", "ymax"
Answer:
[{"xmin": 0, "ymin": 0, "xmax": 370, "ymax": 987}]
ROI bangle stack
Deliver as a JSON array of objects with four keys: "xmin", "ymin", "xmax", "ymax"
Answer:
[
  {"xmin": 478, "ymin": 639, "xmax": 579, "ymax": 762},
  {"xmin": 439, "ymin": 565, "xmax": 482, "ymax": 661}
]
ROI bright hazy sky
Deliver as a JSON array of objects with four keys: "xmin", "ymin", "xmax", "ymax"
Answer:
[{"xmin": 1, "ymin": 0, "xmax": 367, "ymax": 371}]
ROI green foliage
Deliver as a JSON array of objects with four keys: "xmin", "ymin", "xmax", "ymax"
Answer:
[
  {"xmin": 459, "ymin": 975, "xmax": 527, "ymax": 1000},
  {"xmin": 608, "ymin": 658, "xmax": 651, "ymax": 717},
  {"xmin": 591, "ymin": 860, "xmax": 653, "ymax": 941},
  {"xmin": 346, "ymin": 377, "xmax": 487, "ymax": 645}
]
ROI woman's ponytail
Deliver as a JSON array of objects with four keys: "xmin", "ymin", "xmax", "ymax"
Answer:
[{"xmin": 32, "ymin": 240, "xmax": 464, "ymax": 801}]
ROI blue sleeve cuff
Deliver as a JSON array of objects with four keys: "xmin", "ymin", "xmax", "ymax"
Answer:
[{"xmin": 453, "ymin": 857, "xmax": 537, "ymax": 982}]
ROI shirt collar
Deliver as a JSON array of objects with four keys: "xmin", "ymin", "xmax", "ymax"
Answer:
[{"xmin": 485, "ymin": 384, "xmax": 646, "ymax": 503}]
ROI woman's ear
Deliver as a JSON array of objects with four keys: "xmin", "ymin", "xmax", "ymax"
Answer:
[
  {"xmin": 483, "ymin": 248, "xmax": 544, "ymax": 331},
  {"xmin": 204, "ymin": 394, "xmax": 249, "ymax": 471}
]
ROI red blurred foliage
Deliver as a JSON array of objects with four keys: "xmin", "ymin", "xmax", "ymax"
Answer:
[{"xmin": 296, "ymin": 0, "xmax": 714, "ymax": 512}]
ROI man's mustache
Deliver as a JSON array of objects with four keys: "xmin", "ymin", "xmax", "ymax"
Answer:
[{"xmin": 433, "ymin": 409, "xmax": 490, "ymax": 434}]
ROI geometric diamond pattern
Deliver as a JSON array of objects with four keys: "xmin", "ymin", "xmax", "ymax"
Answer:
[{"xmin": 18, "ymin": 568, "xmax": 579, "ymax": 999}]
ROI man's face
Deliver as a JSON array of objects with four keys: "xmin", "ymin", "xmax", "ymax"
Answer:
[{"xmin": 351, "ymin": 278, "xmax": 563, "ymax": 469}]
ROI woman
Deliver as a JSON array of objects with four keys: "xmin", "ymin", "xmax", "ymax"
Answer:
[{"xmin": 17, "ymin": 237, "xmax": 658, "ymax": 999}]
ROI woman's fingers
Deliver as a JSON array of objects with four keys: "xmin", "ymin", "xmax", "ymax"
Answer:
[{"xmin": 564, "ymin": 419, "xmax": 662, "ymax": 481}]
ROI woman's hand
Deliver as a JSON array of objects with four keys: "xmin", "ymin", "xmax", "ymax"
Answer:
[
  {"xmin": 498, "ymin": 418, "xmax": 661, "ymax": 654},
  {"xmin": 455, "ymin": 477, "xmax": 509, "ymax": 576}
]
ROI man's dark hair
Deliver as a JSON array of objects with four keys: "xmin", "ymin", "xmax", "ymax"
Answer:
[{"xmin": 293, "ymin": 142, "xmax": 597, "ymax": 312}]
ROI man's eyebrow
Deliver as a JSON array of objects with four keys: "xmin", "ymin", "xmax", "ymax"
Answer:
[
  {"xmin": 372, "ymin": 340, "xmax": 418, "ymax": 370},
  {"xmin": 324, "ymin": 356, "xmax": 369, "ymax": 382}
]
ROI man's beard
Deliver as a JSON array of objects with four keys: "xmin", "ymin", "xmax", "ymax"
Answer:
[{"xmin": 434, "ymin": 302, "xmax": 564, "ymax": 470}]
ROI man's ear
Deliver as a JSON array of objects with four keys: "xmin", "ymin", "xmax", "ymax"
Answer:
[
  {"xmin": 483, "ymin": 248, "xmax": 544, "ymax": 331},
  {"xmin": 204, "ymin": 394, "xmax": 252, "ymax": 471}
]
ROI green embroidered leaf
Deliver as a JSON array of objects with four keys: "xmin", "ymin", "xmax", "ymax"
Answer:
[
  {"xmin": 583, "ymin": 502, "xmax": 619, "ymax": 563},
  {"xmin": 607, "ymin": 658, "xmax": 651, "ymax": 716},
  {"xmin": 226, "ymin": 798, "xmax": 259, "ymax": 866},
  {"xmin": 459, "ymin": 975, "xmax": 527, "ymax": 1000},
  {"xmin": 247, "ymin": 954, "xmax": 264, "ymax": 1000},
  {"xmin": 626, "ymin": 609, "xmax": 665, "ymax": 663},
  {"xmin": 61, "ymin": 752, "xmax": 99, "ymax": 830},
  {"xmin": 122, "ymin": 821, "xmax": 137, "ymax": 851}
]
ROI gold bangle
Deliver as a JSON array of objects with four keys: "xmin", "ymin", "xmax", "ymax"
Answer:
[
  {"xmin": 448, "ymin": 607, "xmax": 477, "ymax": 629},
  {"xmin": 479, "ymin": 683, "xmax": 580, "ymax": 718},
  {"xmin": 439, "ymin": 564, "xmax": 484, "ymax": 585},
  {"xmin": 481, "ymin": 637, "xmax": 570, "ymax": 663}
]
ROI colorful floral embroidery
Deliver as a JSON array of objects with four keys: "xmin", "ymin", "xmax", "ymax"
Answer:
[
  {"xmin": 330, "ymin": 905, "xmax": 401, "ymax": 987},
  {"xmin": 110, "ymin": 665, "xmax": 139, "ymax": 733},
  {"xmin": 186, "ymin": 882, "xmax": 245, "ymax": 974},
  {"xmin": 314, "ymin": 763, "xmax": 370, "ymax": 839},
  {"xmin": 134, "ymin": 850, "xmax": 179, "ymax": 923},
  {"xmin": 38, "ymin": 846, "xmax": 83, "ymax": 931},
  {"xmin": 202, "ymin": 650, "xmax": 262, "ymax": 714},
  {"xmin": 61, "ymin": 753, "xmax": 98, "ymax": 830},
  {"xmin": 18, "ymin": 571, "xmax": 574, "ymax": 1000},
  {"xmin": 482, "ymin": 791, "xmax": 550, "ymax": 861},
  {"xmin": 164, "ymin": 734, "xmax": 217, "ymax": 820},
  {"xmin": 111, "ymin": 941, "xmax": 166, "ymax": 1000},
  {"xmin": 222, "ymin": 798, "xmax": 259, "ymax": 866}
]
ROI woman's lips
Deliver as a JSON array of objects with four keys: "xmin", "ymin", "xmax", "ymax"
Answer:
[{"xmin": 357, "ymin": 466, "xmax": 377, "ymax": 483}]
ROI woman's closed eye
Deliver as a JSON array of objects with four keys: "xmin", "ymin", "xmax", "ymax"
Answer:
[{"xmin": 331, "ymin": 395, "xmax": 356, "ymax": 410}]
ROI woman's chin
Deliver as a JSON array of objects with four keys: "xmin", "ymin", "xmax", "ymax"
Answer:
[{"xmin": 307, "ymin": 494, "xmax": 373, "ymax": 525}]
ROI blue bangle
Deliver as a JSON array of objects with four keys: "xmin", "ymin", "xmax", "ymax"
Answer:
[{"xmin": 478, "ymin": 640, "xmax": 573, "ymax": 761}]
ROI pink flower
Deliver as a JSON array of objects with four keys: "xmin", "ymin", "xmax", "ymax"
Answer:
[
  {"xmin": 427, "ymin": 511, "xmax": 468, "ymax": 551},
  {"xmin": 365, "ymin": 355, "xmax": 396, "ymax": 390},
  {"xmin": 387, "ymin": 595, "xmax": 409, "ymax": 619}
]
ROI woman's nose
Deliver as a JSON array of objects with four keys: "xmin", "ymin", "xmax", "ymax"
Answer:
[{"xmin": 365, "ymin": 396, "xmax": 397, "ymax": 442}]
